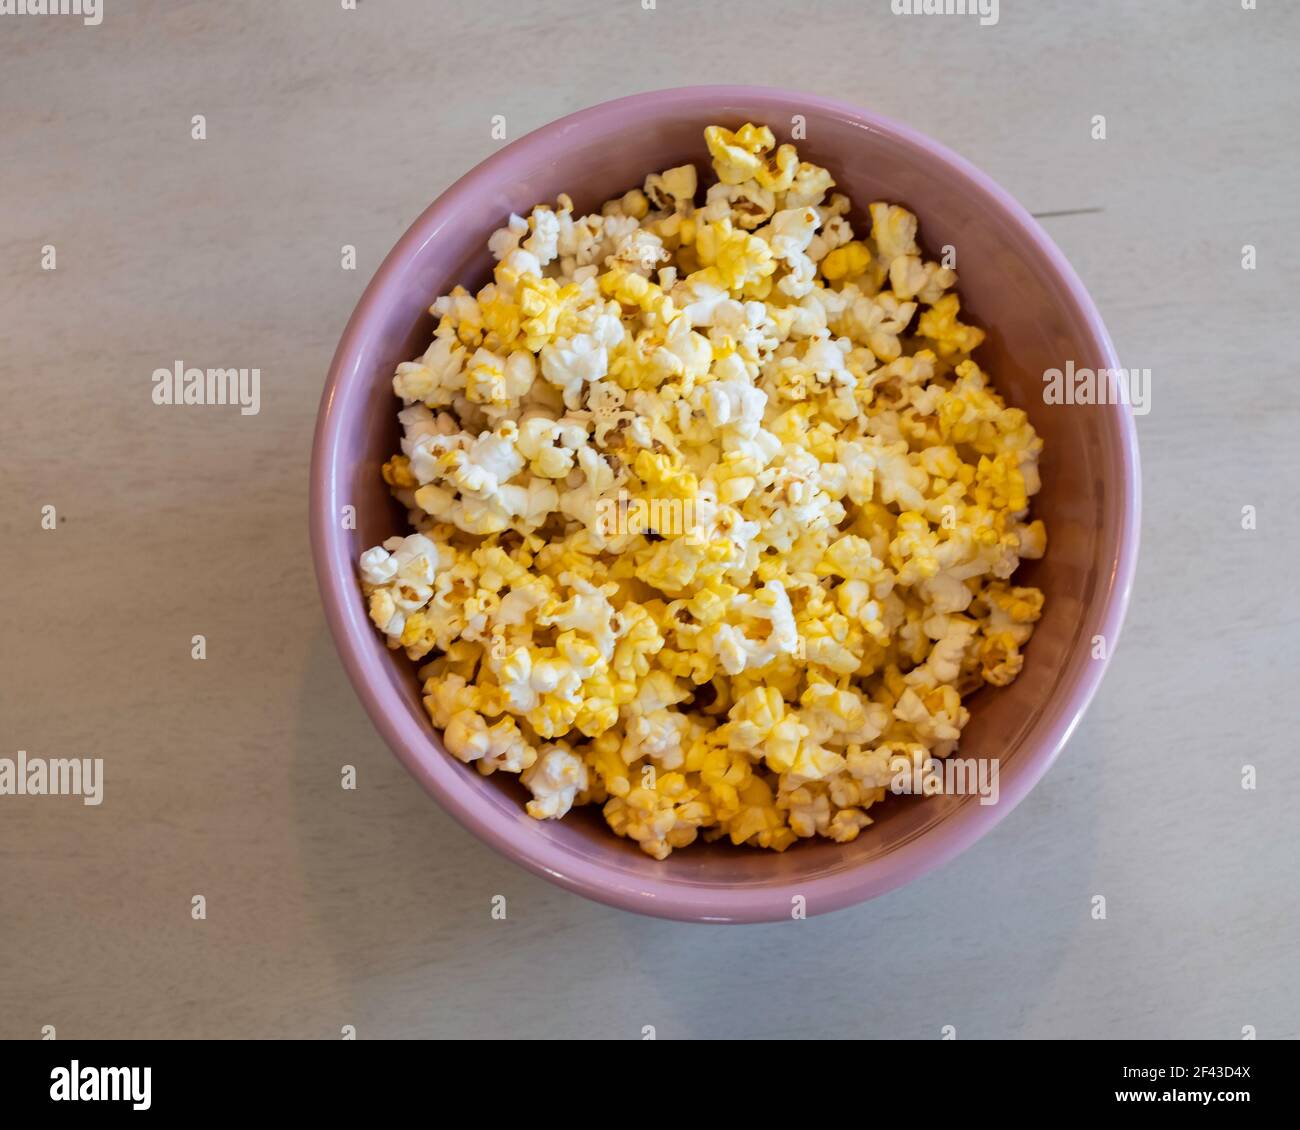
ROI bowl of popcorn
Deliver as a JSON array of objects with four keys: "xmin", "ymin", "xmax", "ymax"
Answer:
[{"xmin": 311, "ymin": 86, "xmax": 1139, "ymax": 922}]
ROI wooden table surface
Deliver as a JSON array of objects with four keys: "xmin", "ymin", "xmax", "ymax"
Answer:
[{"xmin": 2, "ymin": 0, "xmax": 1297, "ymax": 1039}]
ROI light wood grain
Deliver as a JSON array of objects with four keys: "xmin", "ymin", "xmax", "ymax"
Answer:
[{"xmin": 1, "ymin": 0, "xmax": 1297, "ymax": 1039}]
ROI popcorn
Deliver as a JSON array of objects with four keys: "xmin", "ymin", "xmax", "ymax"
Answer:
[
  {"xmin": 704, "ymin": 123, "xmax": 776, "ymax": 185},
  {"xmin": 445, "ymin": 711, "xmax": 537, "ymax": 775},
  {"xmin": 357, "ymin": 123, "xmax": 1047, "ymax": 858},
  {"xmin": 644, "ymin": 164, "xmax": 698, "ymax": 211},
  {"xmin": 522, "ymin": 743, "xmax": 587, "ymax": 819},
  {"xmin": 541, "ymin": 332, "xmax": 610, "ymax": 408},
  {"xmin": 701, "ymin": 180, "xmax": 776, "ymax": 230}
]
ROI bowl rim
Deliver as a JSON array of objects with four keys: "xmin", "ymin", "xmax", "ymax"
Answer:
[{"xmin": 310, "ymin": 85, "xmax": 1141, "ymax": 924}]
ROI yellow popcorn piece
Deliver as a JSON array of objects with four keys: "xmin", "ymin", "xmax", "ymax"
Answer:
[
  {"xmin": 705, "ymin": 123, "xmax": 776, "ymax": 185},
  {"xmin": 692, "ymin": 219, "xmax": 777, "ymax": 295},
  {"xmin": 820, "ymin": 240, "xmax": 872, "ymax": 282},
  {"xmin": 869, "ymin": 202, "xmax": 920, "ymax": 262},
  {"xmin": 755, "ymin": 144, "xmax": 799, "ymax": 192},
  {"xmin": 381, "ymin": 454, "xmax": 417, "ymax": 490},
  {"xmin": 918, "ymin": 293, "xmax": 986, "ymax": 362},
  {"xmin": 600, "ymin": 267, "xmax": 675, "ymax": 323},
  {"xmin": 356, "ymin": 122, "xmax": 1048, "ymax": 859},
  {"xmin": 725, "ymin": 776, "xmax": 797, "ymax": 850},
  {"xmin": 604, "ymin": 771, "xmax": 710, "ymax": 859}
]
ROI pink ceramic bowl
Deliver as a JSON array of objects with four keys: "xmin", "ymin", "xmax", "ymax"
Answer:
[{"xmin": 311, "ymin": 86, "xmax": 1139, "ymax": 923}]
